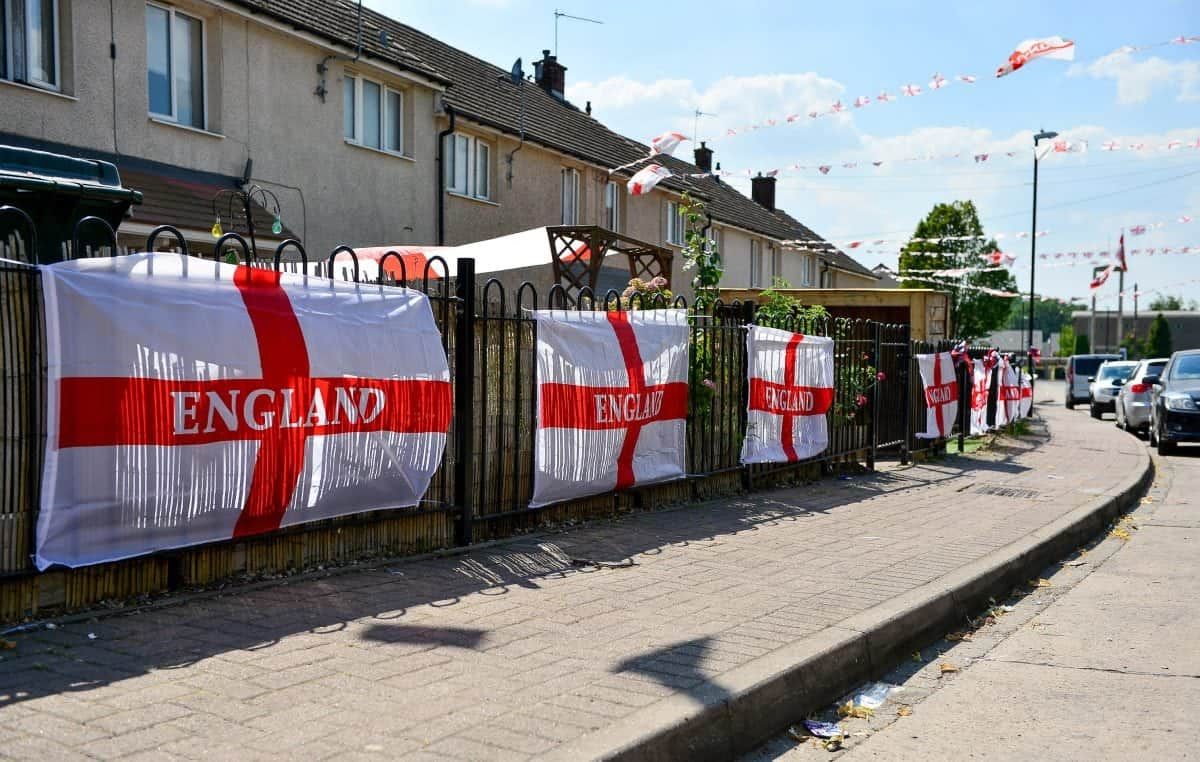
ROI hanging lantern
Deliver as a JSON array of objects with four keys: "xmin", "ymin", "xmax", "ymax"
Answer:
[
  {"xmin": 211, "ymin": 215, "xmax": 223, "ymax": 238},
  {"xmin": 271, "ymin": 214, "xmax": 283, "ymax": 236}
]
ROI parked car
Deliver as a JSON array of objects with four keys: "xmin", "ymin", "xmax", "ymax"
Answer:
[
  {"xmin": 1115, "ymin": 358, "xmax": 1169, "ymax": 433},
  {"xmin": 1089, "ymin": 360, "xmax": 1138, "ymax": 419},
  {"xmin": 1148, "ymin": 349, "xmax": 1200, "ymax": 455},
  {"xmin": 1065, "ymin": 354, "xmax": 1120, "ymax": 409}
]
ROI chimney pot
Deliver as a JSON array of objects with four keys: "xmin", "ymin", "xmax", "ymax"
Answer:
[
  {"xmin": 534, "ymin": 50, "xmax": 567, "ymax": 100},
  {"xmin": 693, "ymin": 141, "xmax": 713, "ymax": 173},
  {"xmin": 751, "ymin": 173, "xmax": 777, "ymax": 211}
]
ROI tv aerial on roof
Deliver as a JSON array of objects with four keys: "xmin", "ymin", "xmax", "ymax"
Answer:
[{"xmin": 554, "ymin": 9, "xmax": 603, "ymax": 56}]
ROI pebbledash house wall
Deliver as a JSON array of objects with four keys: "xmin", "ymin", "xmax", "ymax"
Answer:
[{"xmin": 0, "ymin": 0, "xmax": 443, "ymax": 255}]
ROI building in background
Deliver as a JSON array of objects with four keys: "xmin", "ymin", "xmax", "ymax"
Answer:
[{"xmin": 1072, "ymin": 311, "xmax": 1200, "ymax": 354}]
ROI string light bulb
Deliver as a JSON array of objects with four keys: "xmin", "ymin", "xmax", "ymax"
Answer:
[
  {"xmin": 211, "ymin": 215, "xmax": 223, "ymax": 238},
  {"xmin": 271, "ymin": 214, "xmax": 283, "ymax": 236}
]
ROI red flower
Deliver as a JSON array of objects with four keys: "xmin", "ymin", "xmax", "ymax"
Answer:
[
  {"xmin": 856, "ymin": 394, "xmax": 868, "ymax": 407},
  {"xmin": 876, "ymin": 371, "xmax": 886, "ymax": 382}
]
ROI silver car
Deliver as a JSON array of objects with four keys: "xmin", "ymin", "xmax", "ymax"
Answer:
[
  {"xmin": 1116, "ymin": 358, "xmax": 1169, "ymax": 433},
  {"xmin": 1089, "ymin": 361, "xmax": 1138, "ymax": 419}
]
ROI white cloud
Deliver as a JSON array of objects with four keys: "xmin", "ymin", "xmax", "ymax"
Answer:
[{"xmin": 1071, "ymin": 51, "xmax": 1200, "ymax": 105}]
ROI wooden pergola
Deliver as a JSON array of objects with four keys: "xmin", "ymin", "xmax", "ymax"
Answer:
[{"xmin": 546, "ymin": 226, "xmax": 674, "ymax": 300}]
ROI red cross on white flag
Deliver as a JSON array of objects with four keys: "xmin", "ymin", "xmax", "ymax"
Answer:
[
  {"xmin": 1019, "ymin": 372, "xmax": 1033, "ymax": 418},
  {"xmin": 37, "ymin": 254, "xmax": 452, "ymax": 570},
  {"xmin": 994, "ymin": 357, "xmax": 1022, "ymax": 425},
  {"xmin": 916, "ymin": 352, "xmax": 959, "ymax": 439},
  {"xmin": 531, "ymin": 309, "xmax": 689, "ymax": 507},
  {"xmin": 740, "ymin": 327, "xmax": 834, "ymax": 464},
  {"xmin": 628, "ymin": 164, "xmax": 672, "ymax": 196},
  {"xmin": 970, "ymin": 361, "xmax": 992, "ymax": 435}
]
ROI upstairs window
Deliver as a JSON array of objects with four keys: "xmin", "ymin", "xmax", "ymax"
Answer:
[
  {"xmin": 604, "ymin": 181, "xmax": 620, "ymax": 231},
  {"xmin": 146, "ymin": 3, "xmax": 205, "ymax": 128},
  {"xmin": 750, "ymin": 240, "xmax": 762, "ymax": 287},
  {"xmin": 444, "ymin": 133, "xmax": 491, "ymax": 201},
  {"xmin": 3, "ymin": 0, "xmax": 60, "ymax": 90},
  {"xmin": 769, "ymin": 244, "xmax": 781, "ymax": 283},
  {"xmin": 665, "ymin": 201, "xmax": 686, "ymax": 246},
  {"xmin": 344, "ymin": 72, "xmax": 405, "ymax": 154},
  {"xmin": 800, "ymin": 253, "xmax": 814, "ymax": 287},
  {"xmin": 561, "ymin": 168, "xmax": 579, "ymax": 224}
]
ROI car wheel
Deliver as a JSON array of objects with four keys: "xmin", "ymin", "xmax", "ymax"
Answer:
[
  {"xmin": 1090, "ymin": 403, "xmax": 1102, "ymax": 419},
  {"xmin": 1149, "ymin": 422, "xmax": 1158, "ymax": 446},
  {"xmin": 1065, "ymin": 398, "xmax": 1075, "ymax": 410}
]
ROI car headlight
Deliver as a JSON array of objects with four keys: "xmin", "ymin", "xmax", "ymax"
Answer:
[{"xmin": 1164, "ymin": 394, "xmax": 1198, "ymax": 412}]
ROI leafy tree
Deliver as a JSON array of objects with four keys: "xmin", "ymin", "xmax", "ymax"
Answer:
[
  {"xmin": 1057, "ymin": 324, "xmax": 1075, "ymax": 358},
  {"xmin": 1148, "ymin": 295, "xmax": 1183, "ymax": 311},
  {"xmin": 898, "ymin": 201, "xmax": 1018, "ymax": 340},
  {"xmin": 1075, "ymin": 333, "xmax": 1090, "ymax": 354},
  {"xmin": 1120, "ymin": 331, "xmax": 1146, "ymax": 361},
  {"xmin": 1146, "ymin": 313, "xmax": 1173, "ymax": 358},
  {"xmin": 1008, "ymin": 297, "xmax": 1074, "ymax": 335}
]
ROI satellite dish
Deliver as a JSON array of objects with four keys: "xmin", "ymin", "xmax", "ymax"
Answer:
[{"xmin": 510, "ymin": 58, "xmax": 524, "ymax": 85}]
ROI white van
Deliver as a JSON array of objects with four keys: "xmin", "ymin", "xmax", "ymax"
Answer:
[{"xmin": 1065, "ymin": 354, "xmax": 1121, "ymax": 409}]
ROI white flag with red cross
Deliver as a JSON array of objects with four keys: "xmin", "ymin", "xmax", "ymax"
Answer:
[
  {"xmin": 740, "ymin": 326, "xmax": 834, "ymax": 464},
  {"xmin": 970, "ymin": 359, "xmax": 992, "ymax": 435},
  {"xmin": 531, "ymin": 309, "xmax": 689, "ymax": 507},
  {"xmin": 1019, "ymin": 372, "xmax": 1033, "ymax": 417},
  {"xmin": 995, "ymin": 357, "xmax": 1022, "ymax": 426},
  {"xmin": 37, "ymin": 254, "xmax": 452, "ymax": 570},
  {"xmin": 916, "ymin": 352, "xmax": 958, "ymax": 439}
]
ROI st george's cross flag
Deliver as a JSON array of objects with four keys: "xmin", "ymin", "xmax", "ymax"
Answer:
[
  {"xmin": 740, "ymin": 326, "xmax": 834, "ymax": 464},
  {"xmin": 916, "ymin": 352, "xmax": 959, "ymax": 439},
  {"xmin": 995, "ymin": 356, "xmax": 1023, "ymax": 426},
  {"xmin": 1019, "ymin": 372, "xmax": 1034, "ymax": 418},
  {"xmin": 37, "ymin": 254, "xmax": 452, "ymax": 570},
  {"xmin": 531, "ymin": 309, "xmax": 689, "ymax": 507},
  {"xmin": 970, "ymin": 358, "xmax": 992, "ymax": 435}
]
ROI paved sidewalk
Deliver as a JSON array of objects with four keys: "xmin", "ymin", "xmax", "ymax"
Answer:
[{"xmin": 0, "ymin": 397, "xmax": 1147, "ymax": 760}]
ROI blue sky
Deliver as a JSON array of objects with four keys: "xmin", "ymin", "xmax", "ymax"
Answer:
[{"xmin": 370, "ymin": 0, "xmax": 1200, "ymax": 305}]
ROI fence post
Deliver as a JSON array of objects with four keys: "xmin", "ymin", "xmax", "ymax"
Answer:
[
  {"xmin": 900, "ymin": 325, "xmax": 912, "ymax": 465},
  {"xmin": 957, "ymin": 358, "xmax": 968, "ymax": 453},
  {"xmin": 868, "ymin": 321, "xmax": 881, "ymax": 470},
  {"xmin": 453, "ymin": 258, "xmax": 477, "ymax": 546},
  {"xmin": 740, "ymin": 300, "xmax": 755, "ymax": 490}
]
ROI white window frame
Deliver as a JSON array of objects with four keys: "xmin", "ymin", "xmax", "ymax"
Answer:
[
  {"xmin": 561, "ymin": 167, "xmax": 579, "ymax": 225},
  {"xmin": 665, "ymin": 201, "xmax": 686, "ymax": 246},
  {"xmin": 800, "ymin": 253, "xmax": 814, "ymax": 287},
  {"xmin": 769, "ymin": 244, "xmax": 781, "ymax": 284},
  {"xmin": 443, "ymin": 132, "xmax": 493, "ymax": 201},
  {"xmin": 750, "ymin": 240, "xmax": 762, "ymax": 288},
  {"xmin": 3, "ymin": 0, "xmax": 60, "ymax": 91},
  {"xmin": 344, "ymin": 71, "xmax": 406, "ymax": 156},
  {"xmin": 146, "ymin": 1, "xmax": 206, "ymax": 129},
  {"xmin": 604, "ymin": 181, "xmax": 620, "ymax": 231}
]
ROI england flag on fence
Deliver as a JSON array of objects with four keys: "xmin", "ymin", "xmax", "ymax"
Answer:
[
  {"xmin": 532, "ymin": 309, "xmax": 689, "ymax": 507},
  {"xmin": 740, "ymin": 326, "xmax": 834, "ymax": 464},
  {"xmin": 995, "ymin": 357, "xmax": 1022, "ymax": 426},
  {"xmin": 916, "ymin": 351, "xmax": 958, "ymax": 439},
  {"xmin": 1020, "ymin": 372, "xmax": 1033, "ymax": 417},
  {"xmin": 37, "ymin": 254, "xmax": 452, "ymax": 570},
  {"xmin": 970, "ymin": 360, "xmax": 991, "ymax": 435}
]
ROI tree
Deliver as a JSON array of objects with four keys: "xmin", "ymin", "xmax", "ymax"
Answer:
[
  {"xmin": 1008, "ymin": 297, "xmax": 1074, "ymax": 335},
  {"xmin": 1148, "ymin": 295, "xmax": 1183, "ymax": 311},
  {"xmin": 1120, "ymin": 331, "xmax": 1146, "ymax": 360},
  {"xmin": 1146, "ymin": 313, "xmax": 1173, "ymax": 358},
  {"xmin": 1075, "ymin": 333, "xmax": 1090, "ymax": 354},
  {"xmin": 898, "ymin": 201, "xmax": 1019, "ymax": 340},
  {"xmin": 1057, "ymin": 324, "xmax": 1075, "ymax": 357}
]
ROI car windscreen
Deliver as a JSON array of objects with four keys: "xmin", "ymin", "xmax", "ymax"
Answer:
[
  {"xmin": 1097, "ymin": 364, "xmax": 1136, "ymax": 381},
  {"xmin": 1171, "ymin": 355, "xmax": 1200, "ymax": 380},
  {"xmin": 1073, "ymin": 357, "xmax": 1111, "ymax": 377}
]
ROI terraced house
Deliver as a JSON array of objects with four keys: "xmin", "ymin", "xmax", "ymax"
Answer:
[{"xmin": 0, "ymin": 0, "xmax": 876, "ymax": 292}]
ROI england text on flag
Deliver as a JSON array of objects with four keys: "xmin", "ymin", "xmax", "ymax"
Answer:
[
  {"xmin": 916, "ymin": 352, "xmax": 959, "ymax": 439},
  {"xmin": 37, "ymin": 254, "xmax": 452, "ymax": 570}
]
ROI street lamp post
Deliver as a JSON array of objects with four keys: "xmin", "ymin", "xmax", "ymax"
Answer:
[{"xmin": 1029, "ymin": 129, "xmax": 1057, "ymax": 397}]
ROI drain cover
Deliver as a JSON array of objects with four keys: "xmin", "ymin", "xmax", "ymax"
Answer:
[{"xmin": 975, "ymin": 484, "xmax": 1040, "ymax": 499}]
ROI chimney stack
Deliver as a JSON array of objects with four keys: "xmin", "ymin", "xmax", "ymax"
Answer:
[
  {"xmin": 693, "ymin": 141, "xmax": 713, "ymax": 173},
  {"xmin": 534, "ymin": 50, "xmax": 567, "ymax": 100},
  {"xmin": 751, "ymin": 172, "xmax": 776, "ymax": 211}
]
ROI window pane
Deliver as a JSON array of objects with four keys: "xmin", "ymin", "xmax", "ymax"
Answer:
[
  {"xmin": 385, "ymin": 90, "xmax": 403, "ymax": 152},
  {"xmin": 474, "ymin": 142, "xmax": 489, "ymax": 198},
  {"xmin": 343, "ymin": 76, "xmax": 356, "ymax": 139},
  {"xmin": 454, "ymin": 135, "xmax": 469, "ymax": 192},
  {"xmin": 173, "ymin": 12, "xmax": 203, "ymax": 127},
  {"xmin": 27, "ymin": 0, "xmax": 55, "ymax": 85},
  {"xmin": 605, "ymin": 182, "xmax": 618, "ymax": 230},
  {"xmin": 362, "ymin": 79, "xmax": 381, "ymax": 148},
  {"xmin": 146, "ymin": 4, "xmax": 172, "ymax": 115}
]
